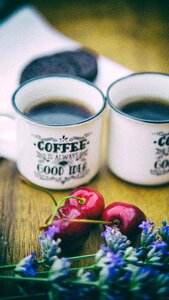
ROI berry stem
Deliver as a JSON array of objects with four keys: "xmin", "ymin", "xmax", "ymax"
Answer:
[
  {"xmin": 40, "ymin": 196, "xmax": 86, "ymax": 230},
  {"xmin": 21, "ymin": 177, "xmax": 57, "ymax": 207},
  {"xmin": 63, "ymin": 218, "xmax": 112, "ymax": 225},
  {"xmin": 112, "ymin": 218, "xmax": 121, "ymax": 227}
]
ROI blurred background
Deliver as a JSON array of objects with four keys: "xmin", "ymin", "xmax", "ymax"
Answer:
[
  {"xmin": 0, "ymin": 1, "xmax": 169, "ymax": 298},
  {"xmin": 0, "ymin": 0, "xmax": 169, "ymax": 73}
]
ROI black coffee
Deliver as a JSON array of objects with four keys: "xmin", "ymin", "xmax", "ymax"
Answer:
[
  {"xmin": 24, "ymin": 98, "xmax": 93, "ymax": 125},
  {"xmin": 119, "ymin": 97, "xmax": 169, "ymax": 121}
]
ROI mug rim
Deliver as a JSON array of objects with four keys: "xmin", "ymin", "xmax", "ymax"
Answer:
[
  {"xmin": 12, "ymin": 74, "xmax": 106, "ymax": 127},
  {"xmin": 107, "ymin": 72, "xmax": 169, "ymax": 124}
]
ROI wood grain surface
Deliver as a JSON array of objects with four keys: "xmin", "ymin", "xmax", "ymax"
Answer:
[{"xmin": 0, "ymin": 0, "xmax": 169, "ymax": 298}]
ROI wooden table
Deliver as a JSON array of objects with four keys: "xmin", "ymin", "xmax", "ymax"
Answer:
[{"xmin": 0, "ymin": 0, "xmax": 169, "ymax": 297}]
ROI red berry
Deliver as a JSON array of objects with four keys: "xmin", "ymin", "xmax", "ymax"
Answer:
[
  {"xmin": 65, "ymin": 187, "xmax": 105, "ymax": 219},
  {"xmin": 102, "ymin": 202, "xmax": 146, "ymax": 238},
  {"xmin": 46, "ymin": 205, "xmax": 90, "ymax": 252}
]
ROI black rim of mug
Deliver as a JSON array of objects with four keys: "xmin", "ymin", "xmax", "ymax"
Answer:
[
  {"xmin": 12, "ymin": 74, "xmax": 106, "ymax": 127},
  {"xmin": 107, "ymin": 72, "xmax": 169, "ymax": 124}
]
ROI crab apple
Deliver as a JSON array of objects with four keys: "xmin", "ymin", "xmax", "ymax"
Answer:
[
  {"xmin": 45, "ymin": 205, "xmax": 90, "ymax": 252},
  {"xmin": 65, "ymin": 187, "xmax": 105, "ymax": 219},
  {"xmin": 102, "ymin": 202, "xmax": 146, "ymax": 238}
]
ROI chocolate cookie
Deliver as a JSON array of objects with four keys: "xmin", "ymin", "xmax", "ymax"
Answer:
[
  {"xmin": 20, "ymin": 55, "xmax": 77, "ymax": 84},
  {"xmin": 51, "ymin": 49, "xmax": 98, "ymax": 82},
  {"xmin": 20, "ymin": 49, "xmax": 98, "ymax": 84},
  {"xmin": 67, "ymin": 49, "xmax": 98, "ymax": 81}
]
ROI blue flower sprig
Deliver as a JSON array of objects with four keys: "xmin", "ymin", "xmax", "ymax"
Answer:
[
  {"xmin": 0, "ymin": 220, "xmax": 169, "ymax": 300},
  {"xmin": 14, "ymin": 253, "xmax": 37, "ymax": 277}
]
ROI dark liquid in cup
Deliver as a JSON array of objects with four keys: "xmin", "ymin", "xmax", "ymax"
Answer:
[
  {"xmin": 119, "ymin": 97, "xmax": 169, "ymax": 121},
  {"xmin": 24, "ymin": 98, "xmax": 93, "ymax": 125}
]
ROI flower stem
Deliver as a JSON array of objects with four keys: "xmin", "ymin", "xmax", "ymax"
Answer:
[
  {"xmin": 0, "ymin": 275, "xmax": 49, "ymax": 282},
  {"xmin": 0, "ymin": 260, "xmax": 44, "ymax": 271},
  {"xmin": 0, "ymin": 254, "xmax": 96, "ymax": 272},
  {"xmin": 70, "ymin": 264, "xmax": 97, "ymax": 272},
  {"xmin": 0, "ymin": 293, "xmax": 47, "ymax": 300},
  {"xmin": 72, "ymin": 280, "xmax": 99, "ymax": 287},
  {"xmin": 0, "ymin": 264, "xmax": 17, "ymax": 270},
  {"xmin": 68, "ymin": 253, "xmax": 96, "ymax": 261},
  {"xmin": 36, "ymin": 263, "xmax": 97, "ymax": 276}
]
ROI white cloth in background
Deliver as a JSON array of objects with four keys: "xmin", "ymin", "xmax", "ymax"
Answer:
[{"xmin": 0, "ymin": 5, "xmax": 132, "ymax": 153}]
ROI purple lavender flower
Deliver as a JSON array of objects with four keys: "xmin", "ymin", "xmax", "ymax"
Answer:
[
  {"xmin": 152, "ymin": 241, "xmax": 168, "ymax": 253},
  {"xmin": 101, "ymin": 226, "xmax": 130, "ymax": 253},
  {"xmin": 10, "ymin": 219, "xmax": 169, "ymax": 299},
  {"xmin": 49, "ymin": 257, "xmax": 71, "ymax": 283},
  {"xmin": 77, "ymin": 269, "xmax": 95, "ymax": 282},
  {"xmin": 48, "ymin": 257, "xmax": 72, "ymax": 300},
  {"xmin": 143, "ymin": 227, "xmax": 169, "ymax": 267},
  {"xmin": 96, "ymin": 251, "xmax": 125, "ymax": 284},
  {"xmin": 139, "ymin": 219, "xmax": 153, "ymax": 231},
  {"xmin": 139, "ymin": 220, "xmax": 158, "ymax": 249},
  {"xmin": 129, "ymin": 265, "xmax": 169, "ymax": 298},
  {"xmin": 44, "ymin": 225, "xmax": 59, "ymax": 239},
  {"xmin": 158, "ymin": 221, "xmax": 169, "ymax": 245},
  {"xmin": 39, "ymin": 233, "xmax": 61, "ymax": 267},
  {"xmin": 107, "ymin": 252, "xmax": 125, "ymax": 268},
  {"xmin": 14, "ymin": 253, "xmax": 37, "ymax": 277}
]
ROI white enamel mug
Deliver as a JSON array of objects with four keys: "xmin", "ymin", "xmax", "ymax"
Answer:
[
  {"xmin": 107, "ymin": 72, "xmax": 169, "ymax": 186},
  {"xmin": 0, "ymin": 75, "xmax": 106, "ymax": 190}
]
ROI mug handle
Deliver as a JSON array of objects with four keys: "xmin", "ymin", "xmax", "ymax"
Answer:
[{"xmin": 0, "ymin": 113, "xmax": 17, "ymax": 161}]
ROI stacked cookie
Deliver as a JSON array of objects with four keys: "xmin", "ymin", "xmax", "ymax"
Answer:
[{"xmin": 20, "ymin": 49, "xmax": 98, "ymax": 84}]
